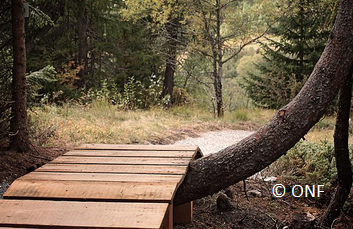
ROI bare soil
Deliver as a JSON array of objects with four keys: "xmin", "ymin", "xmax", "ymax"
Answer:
[
  {"xmin": 175, "ymin": 178, "xmax": 353, "ymax": 229},
  {"xmin": 0, "ymin": 146, "xmax": 69, "ymax": 198}
]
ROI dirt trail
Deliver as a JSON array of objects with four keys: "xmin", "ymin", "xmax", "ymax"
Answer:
[{"xmin": 173, "ymin": 129, "xmax": 254, "ymax": 155}]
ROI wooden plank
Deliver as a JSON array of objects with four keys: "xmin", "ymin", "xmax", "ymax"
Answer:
[
  {"xmin": 64, "ymin": 150, "xmax": 196, "ymax": 158},
  {"xmin": 19, "ymin": 172, "xmax": 183, "ymax": 183},
  {"xmin": 36, "ymin": 164, "xmax": 188, "ymax": 175},
  {"xmin": 0, "ymin": 226, "xmax": 35, "ymax": 229},
  {"xmin": 161, "ymin": 204, "xmax": 173, "ymax": 229},
  {"xmin": 174, "ymin": 202, "xmax": 193, "ymax": 224},
  {"xmin": 51, "ymin": 156, "xmax": 190, "ymax": 166},
  {"xmin": 0, "ymin": 200, "xmax": 168, "ymax": 229},
  {"xmin": 4, "ymin": 180, "xmax": 178, "ymax": 202},
  {"xmin": 75, "ymin": 144, "xmax": 199, "ymax": 152}
]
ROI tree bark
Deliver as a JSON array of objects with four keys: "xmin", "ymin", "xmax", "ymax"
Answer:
[
  {"xmin": 214, "ymin": 0, "xmax": 224, "ymax": 118},
  {"xmin": 319, "ymin": 72, "xmax": 353, "ymax": 227},
  {"xmin": 214, "ymin": 66, "xmax": 223, "ymax": 118},
  {"xmin": 174, "ymin": 0, "xmax": 353, "ymax": 205},
  {"xmin": 162, "ymin": 19, "xmax": 180, "ymax": 105},
  {"xmin": 10, "ymin": 0, "xmax": 30, "ymax": 152}
]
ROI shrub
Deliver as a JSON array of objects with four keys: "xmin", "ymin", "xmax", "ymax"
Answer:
[
  {"xmin": 231, "ymin": 109, "xmax": 249, "ymax": 121},
  {"xmin": 172, "ymin": 87, "xmax": 192, "ymax": 106},
  {"xmin": 26, "ymin": 65, "xmax": 58, "ymax": 105},
  {"xmin": 83, "ymin": 75, "xmax": 164, "ymax": 110},
  {"xmin": 272, "ymin": 140, "xmax": 353, "ymax": 188},
  {"xmin": 83, "ymin": 79, "xmax": 119, "ymax": 105},
  {"xmin": 121, "ymin": 76, "xmax": 145, "ymax": 110}
]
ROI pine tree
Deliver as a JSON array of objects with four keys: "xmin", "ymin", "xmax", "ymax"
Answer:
[{"xmin": 243, "ymin": 0, "xmax": 336, "ymax": 108}]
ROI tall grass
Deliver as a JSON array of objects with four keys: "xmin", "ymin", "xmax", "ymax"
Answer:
[
  {"xmin": 29, "ymin": 101, "xmax": 350, "ymax": 146},
  {"xmin": 29, "ymin": 102, "xmax": 240, "ymax": 146}
]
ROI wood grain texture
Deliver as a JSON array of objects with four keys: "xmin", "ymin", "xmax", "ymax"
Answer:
[
  {"xmin": 4, "ymin": 180, "xmax": 178, "ymax": 202},
  {"xmin": 161, "ymin": 204, "xmax": 173, "ymax": 229},
  {"xmin": 64, "ymin": 150, "xmax": 196, "ymax": 158},
  {"xmin": 1, "ymin": 144, "xmax": 203, "ymax": 228},
  {"xmin": 0, "ymin": 199, "xmax": 168, "ymax": 228},
  {"xmin": 36, "ymin": 164, "xmax": 188, "ymax": 175},
  {"xmin": 51, "ymin": 156, "xmax": 190, "ymax": 165},
  {"xmin": 75, "ymin": 144, "xmax": 199, "ymax": 152},
  {"xmin": 19, "ymin": 172, "xmax": 183, "ymax": 183}
]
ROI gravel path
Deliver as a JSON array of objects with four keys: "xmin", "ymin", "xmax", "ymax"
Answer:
[
  {"xmin": 174, "ymin": 130, "xmax": 254, "ymax": 155},
  {"xmin": 0, "ymin": 181, "xmax": 10, "ymax": 199}
]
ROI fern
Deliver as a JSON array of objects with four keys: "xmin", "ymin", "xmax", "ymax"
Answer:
[
  {"xmin": 26, "ymin": 65, "xmax": 57, "ymax": 104},
  {"xmin": 28, "ymin": 5, "xmax": 55, "ymax": 28}
]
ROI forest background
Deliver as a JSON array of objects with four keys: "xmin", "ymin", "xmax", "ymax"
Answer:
[{"xmin": 1, "ymin": 0, "xmax": 352, "ymax": 227}]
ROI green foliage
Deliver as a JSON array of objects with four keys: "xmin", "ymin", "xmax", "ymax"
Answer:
[
  {"xmin": 243, "ymin": 0, "xmax": 336, "ymax": 108},
  {"xmin": 175, "ymin": 54, "xmax": 212, "ymax": 109},
  {"xmin": 274, "ymin": 140, "xmax": 353, "ymax": 188},
  {"xmin": 84, "ymin": 79, "xmax": 120, "ymax": 104},
  {"xmin": 231, "ymin": 109, "xmax": 250, "ymax": 121},
  {"xmin": 172, "ymin": 87, "xmax": 192, "ymax": 106},
  {"xmin": 121, "ymin": 75, "xmax": 165, "ymax": 109},
  {"xmin": 26, "ymin": 65, "xmax": 58, "ymax": 105},
  {"xmin": 85, "ymin": 75, "xmax": 164, "ymax": 110},
  {"xmin": 28, "ymin": 4, "xmax": 55, "ymax": 28},
  {"xmin": 0, "ymin": 0, "xmax": 12, "ymax": 103},
  {"xmin": 25, "ymin": 0, "xmax": 164, "ymax": 95},
  {"xmin": 121, "ymin": 76, "xmax": 145, "ymax": 110}
]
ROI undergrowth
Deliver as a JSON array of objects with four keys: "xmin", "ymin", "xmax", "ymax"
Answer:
[{"xmin": 270, "ymin": 140, "xmax": 353, "ymax": 189}]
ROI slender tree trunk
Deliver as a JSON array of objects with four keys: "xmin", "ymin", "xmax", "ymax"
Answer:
[
  {"xmin": 76, "ymin": 0, "xmax": 89, "ymax": 89},
  {"xmin": 319, "ymin": 72, "xmax": 353, "ymax": 227},
  {"xmin": 213, "ymin": 0, "xmax": 224, "ymax": 117},
  {"xmin": 10, "ymin": 0, "xmax": 29, "ymax": 152},
  {"xmin": 174, "ymin": 0, "xmax": 353, "ymax": 205},
  {"xmin": 213, "ymin": 65, "xmax": 223, "ymax": 118},
  {"xmin": 162, "ymin": 19, "xmax": 179, "ymax": 105},
  {"xmin": 297, "ymin": 0, "xmax": 305, "ymax": 82}
]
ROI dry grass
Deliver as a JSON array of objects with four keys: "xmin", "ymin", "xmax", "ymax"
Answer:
[
  {"xmin": 307, "ymin": 116, "xmax": 353, "ymax": 144},
  {"xmin": 29, "ymin": 101, "xmax": 351, "ymax": 146},
  {"xmin": 29, "ymin": 101, "xmax": 244, "ymax": 146}
]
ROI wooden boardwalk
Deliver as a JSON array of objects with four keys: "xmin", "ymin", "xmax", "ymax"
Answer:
[{"xmin": 0, "ymin": 144, "xmax": 202, "ymax": 229}]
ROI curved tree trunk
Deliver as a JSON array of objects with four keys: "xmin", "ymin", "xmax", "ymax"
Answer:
[
  {"xmin": 10, "ymin": 0, "xmax": 29, "ymax": 152},
  {"xmin": 319, "ymin": 72, "xmax": 353, "ymax": 227},
  {"xmin": 174, "ymin": 0, "xmax": 353, "ymax": 205}
]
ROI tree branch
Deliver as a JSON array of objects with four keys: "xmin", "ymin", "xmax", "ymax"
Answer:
[
  {"xmin": 222, "ymin": 30, "xmax": 267, "ymax": 64},
  {"xmin": 0, "ymin": 5, "xmax": 11, "ymax": 15}
]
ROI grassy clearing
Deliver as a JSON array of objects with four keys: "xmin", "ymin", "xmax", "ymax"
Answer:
[
  {"xmin": 29, "ymin": 100, "xmax": 348, "ymax": 147},
  {"xmin": 224, "ymin": 109, "xmax": 350, "ymax": 144},
  {"xmin": 30, "ymin": 101, "xmax": 259, "ymax": 146},
  {"xmin": 308, "ymin": 116, "xmax": 353, "ymax": 144}
]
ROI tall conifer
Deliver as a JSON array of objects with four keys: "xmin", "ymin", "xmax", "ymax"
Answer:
[{"xmin": 243, "ymin": 0, "xmax": 336, "ymax": 108}]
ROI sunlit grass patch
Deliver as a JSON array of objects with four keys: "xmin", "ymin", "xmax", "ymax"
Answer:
[
  {"xmin": 29, "ymin": 101, "xmax": 351, "ymax": 147},
  {"xmin": 30, "ymin": 102, "xmax": 234, "ymax": 146}
]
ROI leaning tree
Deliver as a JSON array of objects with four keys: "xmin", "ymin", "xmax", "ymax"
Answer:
[{"xmin": 174, "ymin": 0, "xmax": 353, "ymax": 210}]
